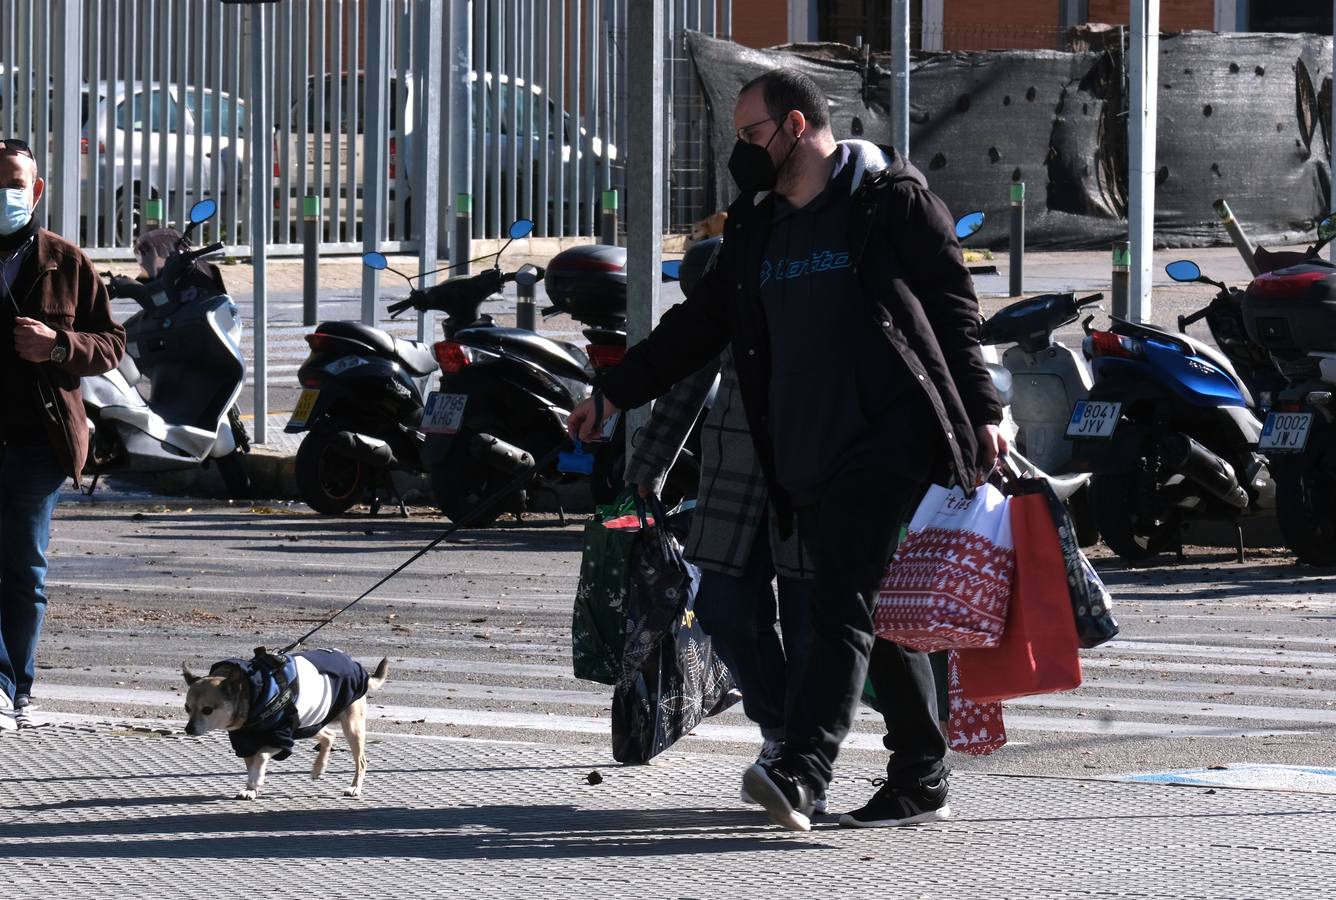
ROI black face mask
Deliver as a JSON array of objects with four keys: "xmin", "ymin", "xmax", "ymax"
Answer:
[{"xmin": 727, "ymin": 120, "xmax": 798, "ymax": 194}]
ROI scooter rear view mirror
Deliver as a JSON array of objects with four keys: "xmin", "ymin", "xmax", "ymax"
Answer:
[
  {"xmin": 955, "ymin": 211, "xmax": 985, "ymax": 240},
  {"xmin": 1314, "ymin": 214, "xmax": 1336, "ymax": 254},
  {"xmin": 189, "ymin": 198, "xmax": 217, "ymax": 225},
  {"xmin": 661, "ymin": 259, "xmax": 682, "ymax": 281},
  {"xmin": 1165, "ymin": 259, "xmax": 1202, "ymax": 283},
  {"xmin": 508, "ymin": 219, "xmax": 535, "ymax": 240},
  {"xmin": 362, "ymin": 251, "xmax": 389, "ymax": 270}
]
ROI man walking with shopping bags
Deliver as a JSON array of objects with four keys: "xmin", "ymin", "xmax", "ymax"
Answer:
[{"xmin": 569, "ymin": 69, "xmax": 1005, "ymax": 831}]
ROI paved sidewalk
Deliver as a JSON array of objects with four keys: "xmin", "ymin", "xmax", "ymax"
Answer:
[{"xmin": 3, "ymin": 721, "xmax": 1334, "ymax": 898}]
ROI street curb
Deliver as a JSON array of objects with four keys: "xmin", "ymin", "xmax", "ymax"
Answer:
[{"xmin": 139, "ymin": 444, "xmax": 597, "ymax": 517}]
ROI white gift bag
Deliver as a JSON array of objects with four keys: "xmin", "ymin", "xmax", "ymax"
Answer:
[{"xmin": 874, "ymin": 482, "xmax": 1015, "ymax": 651}]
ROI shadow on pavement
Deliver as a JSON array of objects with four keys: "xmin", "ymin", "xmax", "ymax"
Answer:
[{"xmin": 2, "ymin": 803, "xmax": 833, "ymax": 860}]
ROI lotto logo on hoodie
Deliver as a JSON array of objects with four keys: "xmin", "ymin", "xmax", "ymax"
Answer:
[{"xmin": 759, "ymin": 249, "xmax": 851, "ymax": 287}]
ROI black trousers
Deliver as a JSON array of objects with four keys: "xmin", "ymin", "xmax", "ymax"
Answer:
[{"xmin": 788, "ymin": 467, "xmax": 947, "ymax": 793}]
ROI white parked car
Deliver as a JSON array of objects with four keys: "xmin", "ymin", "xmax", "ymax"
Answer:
[
  {"xmin": 79, "ymin": 81, "xmax": 248, "ymax": 242},
  {"xmin": 275, "ymin": 70, "xmax": 617, "ymax": 239}
]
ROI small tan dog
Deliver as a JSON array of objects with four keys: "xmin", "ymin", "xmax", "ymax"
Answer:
[
  {"xmin": 183, "ymin": 648, "xmax": 389, "ymax": 800},
  {"xmin": 687, "ymin": 210, "xmax": 728, "ymax": 247}
]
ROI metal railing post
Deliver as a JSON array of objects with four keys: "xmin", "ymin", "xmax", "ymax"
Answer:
[
  {"xmin": 1008, "ymin": 181, "xmax": 1025, "ymax": 297},
  {"xmin": 1213, "ymin": 198, "xmax": 1260, "ymax": 277},
  {"xmin": 303, "ymin": 194, "xmax": 321, "ymax": 327}
]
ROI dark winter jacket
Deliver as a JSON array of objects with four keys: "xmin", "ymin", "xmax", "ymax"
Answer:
[{"xmin": 598, "ymin": 142, "xmax": 1003, "ymax": 532}]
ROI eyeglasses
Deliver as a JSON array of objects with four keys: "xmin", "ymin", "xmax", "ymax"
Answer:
[
  {"xmin": 735, "ymin": 114, "xmax": 785, "ymax": 143},
  {"xmin": 0, "ymin": 138, "xmax": 34, "ymax": 160}
]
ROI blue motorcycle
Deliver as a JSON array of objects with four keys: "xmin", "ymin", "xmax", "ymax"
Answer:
[{"xmin": 1068, "ymin": 268, "xmax": 1275, "ymax": 562}]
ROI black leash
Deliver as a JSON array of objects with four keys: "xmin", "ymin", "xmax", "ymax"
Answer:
[{"xmin": 280, "ymin": 442, "xmax": 565, "ymax": 653}]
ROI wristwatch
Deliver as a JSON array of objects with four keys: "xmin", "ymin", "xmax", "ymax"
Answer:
[{"xmin": 49, "ymin": 337, "xmax": 68, "ymax": 364}]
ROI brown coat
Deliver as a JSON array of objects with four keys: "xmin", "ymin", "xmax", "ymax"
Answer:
[{"xmin": 12, "ymin": 229, "xmax": 125, "ymax": 480}]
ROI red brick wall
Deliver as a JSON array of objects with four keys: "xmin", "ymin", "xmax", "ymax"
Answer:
[
  {"xmin": 731, "ymin": 0, "xmax": 791, "ymax": 49},
  {"xmin": 944, "ymin": 0, "xmax": 1059, "ymax": 50},
  {"xmin": 1088, "ymin": 0, "xmax": 1215, "ymax": 32}
]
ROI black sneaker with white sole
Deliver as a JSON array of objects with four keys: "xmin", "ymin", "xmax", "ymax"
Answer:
[
  {"xmin": 839, "ymin": 777, "xmax": 952, "ymax": 828},
  {"xmin": 742, "ymin": 762, "xmax": 816, "ymax": 832}
]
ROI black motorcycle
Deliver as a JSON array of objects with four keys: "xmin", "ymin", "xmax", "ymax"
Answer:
[
  {"xmin": 285, "ymin": 295, "xmax": 438, "ymax": 516},
  {"xmin": 374, "ymin": 221, "xmax": 701, "ymax": 524}
]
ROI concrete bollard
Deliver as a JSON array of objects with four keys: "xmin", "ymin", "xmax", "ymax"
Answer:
[
  {"xmin": 455, "ymin": 192, "xmax": 473, "ymax": 276},
  {"xmin": 600, "ymin": 190, "xmax": 619, "ymax": 247},
  {"xmin": 516, "ymin": 277, "xmax": 536, "ymax": 332},
  {"xmin": 302, "ymin": 194, "xmax": 321, "ymax": 327},
  {"xmin": 1111, "ymin": 241, "xmax": 1131, "ymax": 320},
  {"xmin": 144, "ymin": 197, "xmax": 163, "ymax": 230},
  {"xmin": 1009, "ymin": 182, "xmax": 1025, "ymax": 297}
]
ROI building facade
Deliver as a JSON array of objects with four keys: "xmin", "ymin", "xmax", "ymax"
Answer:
[{"xmin": 731, "ymin": 1, "xmax": 1331, "ymax": 52}]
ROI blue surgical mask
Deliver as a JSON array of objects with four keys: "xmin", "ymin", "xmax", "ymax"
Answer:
[{"xmin": 0, "ymin": 187, "xmax": 33, "ymax": 235}]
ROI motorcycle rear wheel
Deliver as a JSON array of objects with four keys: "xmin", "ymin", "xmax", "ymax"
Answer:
[
  {"xmin": 295, "ymin": 431, "xmax": 371, "ymax": 515},
  {"xmin": 1276, "ymin": 470, "xmax": 1336, "ymax": 566},
  {"xmin": 430, "ymin": 424, "xmax": 528, "ymax": 526},
  {"xmin": 1093, "ymin": 465, "xmax": 1177, "ymax": 563}
]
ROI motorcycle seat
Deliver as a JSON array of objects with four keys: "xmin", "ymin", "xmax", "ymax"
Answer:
[
  {"xmin": 317, "ymin": 320, "xmax": 398, "ymax": 356},
  {"xmin": 315, "ymin": 321, "xmax": 437, "ymax": 376},
  {"xmin": 393, "ymin": 338, "xmax": 438, "ymax": 376}
]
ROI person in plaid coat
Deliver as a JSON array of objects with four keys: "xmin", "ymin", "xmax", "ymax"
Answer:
[{"xmin": 623, "ymin": 306, "xmax": 821, "ymax": 811}]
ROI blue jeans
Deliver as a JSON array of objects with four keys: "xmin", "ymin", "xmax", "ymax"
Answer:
[
  {"xmin": 694, "ymin": 534, "xmax": 815, "ymax": 741},
  {"xmin": 0, "ymin": 442, "xmax": 67, "ymax": 704}
]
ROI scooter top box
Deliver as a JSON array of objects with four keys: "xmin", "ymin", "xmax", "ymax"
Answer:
[
  {"xmin": 543, "ymin": 244, "xmax": 627, "ymax": 326},
  {"xmin": 1242, "ymin": 260, "xmax": 1336, "ymax": 355}
]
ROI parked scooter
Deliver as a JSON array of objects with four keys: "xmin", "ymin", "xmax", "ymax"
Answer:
[
  {"xmin": 377, "ymin": 221, "xmax": 701, "ymax": 524},
  {"xmin": 82, "ymin": 198, "xmax": 251, "ymax": 497},
  {"xmin": 1230, "ymin": 213, "xmax": 1336, "ymax": 565},
  {"xmin": 542, "ymin": 242, "xmax": 713, "ymax": 507},
  {"xmin": 1070, "ymin": 266, "xmax": 1276, "ymax": 562},
  {"xmin": 285, "ymin": 277, "xmax": 439, "ymax": 516}
]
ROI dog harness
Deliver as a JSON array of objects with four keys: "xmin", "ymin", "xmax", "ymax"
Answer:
[{"xmin": 215, "ymin": 647, "xmax": 370, "ymax": 759}]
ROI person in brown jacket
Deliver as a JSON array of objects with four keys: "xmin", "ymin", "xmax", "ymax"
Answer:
[{"xmin": 0, "ymin": 138, "xmax": 125, "ymax": 729}]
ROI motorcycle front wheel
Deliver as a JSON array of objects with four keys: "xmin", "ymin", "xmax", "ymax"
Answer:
[
  {"xmin": 214, "ymin": 450, "xmax": 252, "ymax": 499},
  {"xmin": 1276, "ymin": 467, "xmax": 1336, "ymax": 566},
  {"xmin": 295, "ymin": 431, "xmax": 371, "ymax": 515}
]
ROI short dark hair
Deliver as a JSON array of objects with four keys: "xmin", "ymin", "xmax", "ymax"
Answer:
[{"xmin": 740, "ymin": 69, "xmax": 830, "ymax": 132}]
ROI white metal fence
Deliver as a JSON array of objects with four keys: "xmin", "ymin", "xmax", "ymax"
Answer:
[{"xmin": 0, "ymin": 0, "xmax": 731, "ymax": 257}]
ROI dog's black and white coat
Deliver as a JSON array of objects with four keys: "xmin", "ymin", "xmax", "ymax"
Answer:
[{"xmin": 212, "ymin": 648, "xmax": 370, "ymax": 759}]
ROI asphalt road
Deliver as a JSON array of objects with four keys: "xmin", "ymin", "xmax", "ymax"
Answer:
[{"xmin": 28, "ymin": 492, "xmax": 1336, "ymax": 784}]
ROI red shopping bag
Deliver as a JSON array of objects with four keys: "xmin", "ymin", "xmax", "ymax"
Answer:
[{"xmin": 955, "ymin": 484, "xmax": 1082, "ymax": 703}]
